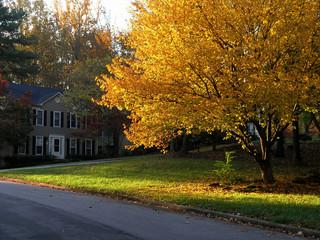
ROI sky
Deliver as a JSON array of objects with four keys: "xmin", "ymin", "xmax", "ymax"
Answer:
[{"xmin": 102, "ymin": 0, "xmax": 133, "ymax": 30}]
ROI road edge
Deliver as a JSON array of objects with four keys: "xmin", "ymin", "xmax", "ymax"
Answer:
[{"xmin": 0, "ymin": 177, "xmax": 319, "ymax": 239}]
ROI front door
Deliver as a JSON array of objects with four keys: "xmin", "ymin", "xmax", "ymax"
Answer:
[{"xmin": 49, "ymin": 136, "xmax": 64, "ymax": 159}]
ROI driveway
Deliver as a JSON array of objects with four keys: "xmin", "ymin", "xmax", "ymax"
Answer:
[{"xmin": 0, "ymin": 181, "xmax": 306, "ymax": 240}]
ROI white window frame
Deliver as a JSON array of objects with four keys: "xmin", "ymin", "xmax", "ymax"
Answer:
[
  {"xmin": 36, "ymin": 136, "xmax": 44, "ymax": 155},
  {"xmin": 85, "ymin": 139, "xmax": 92, "ymax": 156},
  {"xmin": 54, "ymin": 111, "xmax": 61, "ymax": 128},
  {"xmin": 70, "ymin": 113, "xmax": 77, "ymax": 129},
  {"xmin": 70, "ymin": 138, "xmax": 77, "ymax": 155},
  {"xmin": 36, "ymin": 109, "xmax": 44, "ymax": 126},
  {"xmin": 18, "ymin": 143, "xmax": 26, "ymax": 155}
]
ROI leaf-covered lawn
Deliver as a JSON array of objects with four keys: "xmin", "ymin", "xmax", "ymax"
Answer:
[{"xmin": 1, "ymin": 153, "xmax": 319, "ymax": 230}]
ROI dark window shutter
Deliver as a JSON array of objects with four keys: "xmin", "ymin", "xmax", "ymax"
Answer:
[
  {"xmin": 66, "ymin": 138, "xmax": 70, "ymax": 156},
  {"xmin": 43, "ymin": 137, "xmax": 47, "ymax": 155},
  {"xmin": 32, "ymin": 136, "xmax": 36, "ymax": 155},
  {"xmin": 44, "ymin": 111, "xmax": 47, "ymax": 126},
  {"xmin": 83, "ymin": 117, "xmax": 86, "ymax": 129},
  {"xmin": 77, "ymin": 139, "xmax": 80, "ymax": 155},
  {"xmin": 14, "ymin": 145, "xmax": 18, "ymax": 154},
  {"xmin": 67, "ymin": 113, "xmax": 70, "ymax": 128},
  {"xmin": 61, "ymin": 112, "xmax": 64, "ymax": 128},
  {"xmin": 26, "ymin": 137, "xmax": 30, "ymax": 155},
  {"xmin": 50, "ymin": 111, "xmax": 53, "ymax": 127},
  {"xmin": 77, "ymin": 117, "xmax": 80, "ymax": 129},
  {"xmin": 82, "ymin": 140, "xmax": 85, "ymax": 155},
  {"xmin": 33, "ymin": 109, "xmax": 36, "ymax": 125},
  {"xmin": 92, "ymin": 140, "xmax": 95, "ymax": 155}
]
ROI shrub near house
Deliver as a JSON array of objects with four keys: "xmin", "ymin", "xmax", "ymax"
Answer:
[{"xmin": 0, "ymin": 80, "xmax": 33, "ymax": 151}]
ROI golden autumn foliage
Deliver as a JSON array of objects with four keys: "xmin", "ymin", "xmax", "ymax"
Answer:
[
  {"xmin": 97, "ymin": 0, "xmax": 320, "ymax": 183},
  {"xmin": 54, "ymin": 0, "xmax": 113, "ymax": 62}
]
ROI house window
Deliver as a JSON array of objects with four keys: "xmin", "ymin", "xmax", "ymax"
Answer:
[
  {"xmin": 18, "ymin": 143, "xmax": 26, "ymax": 155},
  {"xmin": 85, "ymin": 139, "xmax": 92, "ymax": 156},
  {"xmin": 70, "ymin": 138, "xmax": 77, "ymax": 155},
  {"xmin": 36, "ymin": 136, "xmax": 44, "ymax": 155},
  {"xmin": 54, "ymin": 111, "xmax": 61, "ymax": 127},
  {"xmin": 36, "ymin": 110, "xmax": 44, "ymax": 126},
  {"xmin": 70, "ymin": 113, "xmax": 77, "ymax": 129},
  {"xmin": 101, "ymin": 129, "xmax": 113, "ymax": 145}
]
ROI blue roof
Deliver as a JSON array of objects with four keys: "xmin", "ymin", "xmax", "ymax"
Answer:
[{"xmin": 8, "ymin": 83, "xmax": 64, "ymax": 105}]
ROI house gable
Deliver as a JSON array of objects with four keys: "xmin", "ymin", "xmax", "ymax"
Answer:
[{"xmin": 39, "ymin": 92, "xmax": 64, "ymax": 106}]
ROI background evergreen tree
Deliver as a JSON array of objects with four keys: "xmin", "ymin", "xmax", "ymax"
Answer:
[{"xmin": 0, "ymin": 0, "xmax": 38, "ymax": 83}]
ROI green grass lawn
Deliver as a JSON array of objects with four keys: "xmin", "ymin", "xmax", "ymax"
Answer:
[{"xmin": 0, "ymin": 155, "xmax": 319, "ymax": 230}]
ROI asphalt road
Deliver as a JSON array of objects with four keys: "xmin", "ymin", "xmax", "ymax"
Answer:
[{"xmin": 0, "ymin": 181, "xmax": 307, "ymax": 240}]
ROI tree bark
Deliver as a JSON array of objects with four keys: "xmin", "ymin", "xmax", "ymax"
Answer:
[
  {"xmin": 257, "ymin": 159, "xmax": 275, "ymax": 184},
  {"xmin": 170, "ymin": 137, "xmax": 179, "ymax": 152},
  {"xmin": 211, "ymin": 132, "xmax": 217, "ymax": 151},
  {"xmin": 259, "ymin": 140, "xmax": 276, "ymax": 184},
  {"xmin": 252, "ymin": 123, "xmax": 276, "ymax": 184},
  {"xmin": 241, "ymin": 140, "xmax": 276, "ymax": 184},
  {"xmin": 182, "ymin": 132, "xmax": 189, "ymax": 154},
  {"xmin": 292, "ymin": 120, "xmax": 302, "ymax": 165},
  {"xmin": 275, "ymin": 130, "xmax": 285, "ymax": 158},
  {"xmin": 236, "ymin": 119, "xmax": 285, "ymax": 184}
]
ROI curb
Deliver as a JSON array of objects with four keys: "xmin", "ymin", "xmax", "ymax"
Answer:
[
  {"xmin": 89, "ymin": 191, "xmax": 320, "ymax": 239},
  {"xmin": 1, "ymin": 177, "xmax": 319, "ymax": 239}
]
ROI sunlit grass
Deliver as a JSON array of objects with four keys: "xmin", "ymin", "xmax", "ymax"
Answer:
[{"xmin": 0, "ymin": 156, "xmax": 319, "ymax": 230}]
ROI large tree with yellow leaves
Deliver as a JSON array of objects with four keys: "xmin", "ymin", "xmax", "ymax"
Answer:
[{"xmin": 97, "ymin": 0, "xmax": 320, "ymax": 183}]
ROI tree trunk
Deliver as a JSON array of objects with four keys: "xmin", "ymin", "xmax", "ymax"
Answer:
[
  {"xmin": 275, "ymin": 130, "xmax": 285, "ymax": 158},
  {"xmin": 182, "ymin": 132, "xmax": 189, "ymax": 154},
  {"xmin": 113, "ymin": 128, "xmax": 120, "ymax": 157},
  {"xmin": 211, "ymin": 132, "xmax": 217, "ymax": 151},
  {"xmin": 258, "ymin": 159, "xmax": 275, "ymax": 184},
  {"xmin": 292, "ymin": 120, "xmax": 302, "ymax": 165},
  {"xmin": 170, "ymin": 137, "xmax": 179, "ymax": 152},
  {"xmin": 257, "ymin": 135, "xmax": 275, "ymax": 184},
  {"xmin": 238, "ymin": 119, "xmax": 279, "ymax": 184}
]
